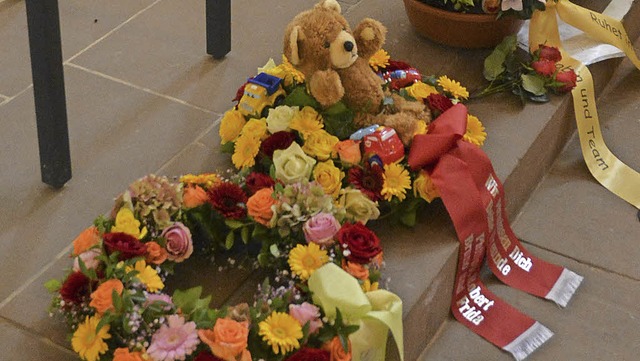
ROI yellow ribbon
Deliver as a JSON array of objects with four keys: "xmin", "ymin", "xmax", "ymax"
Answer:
[
  {"xmin": 530, "ymin": 0, "xmax": 640, "ymax": 208},
  {"xmin": 308, "ymin": 263, "xmax": 404, "ymax": 361}
]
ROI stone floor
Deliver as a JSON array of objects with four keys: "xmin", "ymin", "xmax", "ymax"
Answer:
[{"xmin": 0, "ymin": 0, "xmax": 638, "ymax": 360}]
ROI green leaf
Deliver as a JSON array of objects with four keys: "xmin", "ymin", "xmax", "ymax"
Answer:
[
  {"xmin": 44, "ymin": 279, "xmax": 62, "ymax": 293},
  {"xmin": 323, "ymin": 101, "xmax": 349, "ymax": 116},
  {"xmin": 283, "ymin": 86, "xmax": 320, "ymax": 108},
  {"xmin": 172, "ymin": 287, "xmax": 203, "ymax": 314},
  {"xmin": 483, "ymin": 35, "xmax": 518, "ymax": 81},
  {"xmin": 241, "ymin": 226, "xmax": 250, "ymax": 244},
  {"xmin": 112, "ymin": 289, "xmax": 123, "ymax": 313},
  {"xmin": 225, "ymin": 231, "xmax": 235, "ymax": 250},
  {"xmin": 257, "ymin": 253, "xmax": 270, "ymax": 267},
  {"xmin": 521, "ymin": 74, "xmax": 546, "ymax": 96},
  {"xmin": 224, "ymin": 219, "xmax": 244, "ymax": 229},
  {"xmin": 269, "ymin": 244, "xmax": 280, "ymax": 258},
  {"xmin": 96, "ymin": 313, "xmax": 112, "ymax": 333}
]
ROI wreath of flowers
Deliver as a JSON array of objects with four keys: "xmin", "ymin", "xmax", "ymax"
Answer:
[{"xmin": 46, "ymin": 49, "xmax": 487, "ymax": 361}]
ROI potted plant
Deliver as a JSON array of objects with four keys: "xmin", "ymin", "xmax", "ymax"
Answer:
[{"xmin": 403, "ymin": 0, "xmax": 545, "ymax": 48}]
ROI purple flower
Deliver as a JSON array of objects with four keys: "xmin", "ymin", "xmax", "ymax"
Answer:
[
  {"xmin": 161, "ymin": 222, "xmax": 193, "ymax": 263},
  {"xmin": 303, "ymin": 213, "xmax": 340, "ymax": 247},
  {"xmin": 147, "ymin": 315, "xmax": 200, "ymax": 361}
]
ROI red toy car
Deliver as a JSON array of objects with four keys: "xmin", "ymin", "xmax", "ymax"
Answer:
[{"xmin": 362, "ymin": 126, "xmax": 405, "ymax": 165}]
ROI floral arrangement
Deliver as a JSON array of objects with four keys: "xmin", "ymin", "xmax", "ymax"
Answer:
[
  {"xmin": 418, "ymin": 0, "xmax": 545, "ymax": 19},
  {"xmin": 46, "ymin": 49, "xmax": 487, "ymax": 361},
  {"xmin": 477, "ymin": 35, "xmax": 578, "ymax": 102}
]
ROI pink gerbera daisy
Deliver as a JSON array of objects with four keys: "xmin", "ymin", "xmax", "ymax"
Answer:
[{"xmin": 147, "ymin": 315, "xmax": 200, "ymax": 361}]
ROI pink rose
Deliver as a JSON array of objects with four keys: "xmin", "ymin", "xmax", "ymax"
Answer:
[
  {"xmin": 556, "ymin": 69, "xmax": 578, "ymax": 93},
  {"xmin": 144, "ymin": 293, "xmax": 173, "ymax": 311},
  {"xmin": 73, "ymin": 248, "xmax": 102, "ymax": 272},
  {"xmin": 161, "ymin": 222, "xmax": 193, "ymax": 262},
  {"xmin": 303, "ymin": 213, "xmax": 340, "ymax": 246},
  {"xmin": 289, "ymin": 302, "xmax": 323, "ymax": 334}
]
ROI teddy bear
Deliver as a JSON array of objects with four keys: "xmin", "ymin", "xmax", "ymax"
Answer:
[
  {"xmin": 283, "ymin": 0, "xmax": 431, "ymax": 145},
  {"xmin": 283, "ymin": 0, "xmax": 386, "ymax": 113}
]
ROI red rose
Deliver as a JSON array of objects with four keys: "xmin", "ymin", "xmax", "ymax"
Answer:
[
  {"xmin": 285, "ymin": 347, "xmax": 330, "ymax": 361},
  {"xmin": 426, "ymin": 93, "xmax": 454, "ymax": 115},
  {"xmin": 531, "ymin": 59, "xmax": 556, "ymax": 76},
  {"xmin": 103, "ymin": 232, "xmax": 146, "ymax": 261},
  {"xmin": 208, "ymin": 182, "xmax": 248, "ymax": 219},
  {"xmin": 60, "ymin": 271, "xmax": 93, "ymax": 304},
  {"xmin": 194, "ymin": 351, "xmax": 224, "ymax": 361},
  {"xmin": 260, "ymin": 131, "xmax": 297, "ymax": 158},
  {"xmin": 537, "ymin": 44, "xmax": 562, "ymax": 62},
  {"xmin": 245, "ymin": 172, "xmax": 276, "ymax": 195},
  {"xmin": 556, "ymin": 69, "xmax": 578, "ymax": 92},
  {"xmin": 337, "ymin": 222, "xmax": 382, "ymax": 264}
]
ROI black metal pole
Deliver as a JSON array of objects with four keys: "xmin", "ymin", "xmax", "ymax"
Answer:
[
  {"xmin": 206, "ymin": 0, "xmax": 231, "ymax": 59},
  {"xmin": 25, "ymin": 0, "xmax": 71, "ymax": 188}
]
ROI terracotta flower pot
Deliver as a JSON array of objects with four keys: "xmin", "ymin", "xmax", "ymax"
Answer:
[{"xmin": 402, "ymin": 0, "xmax": 524, "ymax": 49}]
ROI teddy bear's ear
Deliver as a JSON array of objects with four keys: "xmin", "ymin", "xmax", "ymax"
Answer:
[
  {"xmin": 288, "ymin": 25, "xmax": 305, "ymax": 66},
  {"xmin": 318, "ymin": 0, "xmax": 341, "ymax": 13}
]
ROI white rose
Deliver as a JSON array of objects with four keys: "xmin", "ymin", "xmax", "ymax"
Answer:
[
  {"xmin": 272, "ymin": 143, "xmax": 316, "ymax": 184},
  {"xmin": 266, "ymin": 105, "xmax": 299, "ymax": 134},
  {"xmin": 338, "ymin": 188, "xmax": 380, "ymax": 224}
]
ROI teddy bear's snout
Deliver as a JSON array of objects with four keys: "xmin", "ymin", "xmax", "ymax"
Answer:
[{"xmin": 343, "ymin": 41, "xmax": 354, "ymax": 52}]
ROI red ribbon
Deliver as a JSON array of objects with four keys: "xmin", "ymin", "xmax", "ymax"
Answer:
[{"xmin": 409, "ymin": 104, "xmax": 582, "ymax": 360}]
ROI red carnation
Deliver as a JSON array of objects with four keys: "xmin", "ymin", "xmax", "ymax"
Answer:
[
  {"xmin": 59, "ymin": 271, "xmax": 93, "ymax": 304},
  {"xmin": 285, "ymin": 347, "xmax": 331, "ymax": 361},
  {"xmin": 337, "ymin": 222, "xmax": 382, "ymax": 264},
  {"xmin": 426, "ymin": 93, "xmax": 454, "ymax": 115},
  {"xmin": 531, "ymin": 59, "xmax": 556, "ymax": 77},
  {"xmin": 208, "ymin": 182, "xmax": 248, "ymax": 219},
  {"xmin": 194, "ymin": 351, "xmax": 224, "ymax": 361},
  {"xmin": 537, "ymin": 44, "xmax": 562, "ymax": 62},
  {"xmin": 103, "ymin": 232, "xmax": 146, "ymax": 261},
  {"xmin": 348, "ymin": 163, "xmax": 384, "ymax": 202},
  {"xmin": 556, "ymin": 69, "xmax": 578, "ymax": 93},
  {"xmin": 260, "ymin": 131, "xmax": 297, "ymax": 158},
  {"xmin": 245, "ymin": 172, "xmax": 276, "ymax": 195}
]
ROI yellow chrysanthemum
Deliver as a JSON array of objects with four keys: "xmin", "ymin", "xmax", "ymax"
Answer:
[
  {"xmin": 232, "ymin": 133, "xmax": 261, "ymax": 169},
  {"xmin": 179, "ymin": 173, "xmax": 221, "ymax": 188},
  {"xmin": 405, "ymin": 81, "xmax": 438, "ymax": 101},
  {"xmin": 463, "ymin": 114, "xmax": 487, "ymax": 146},
  {"xmin": 381, "ymin": 162, "xmax": 412, "ymax": 202},
  {"xmin": 72, "ymin": 316, "xmax": 111, "ymax": 361},
  {"xmin": 219, "ymin": 109, "xmax": 247, "ymax": 144},
  {"xmin": 241, "ymin": 118, "xmax": 268, "ymax": 140},
  {"xmin": 288, "ymin": 243, "xmax": 329, "ymax": 281},
  {"xmin": 111, "ymin": 208, "xmax": 147, "ymax": 239},
  {"xmin": 127, "ymin": 260, "xmax": 164, "ymax": 293},
  {"xmin": 369, "ymin": 49, "xmax": 390, "ymax": 71},
  {"xmin": 258, "ymin": 311, "xmax": 303, "ymax": 355},
  {"xmin": 281, "ymin": 55, "xmax": 305, "ymax": 84},
  {"xmin": 290, "ymin": 106, "xmax": 323, "ymax": 139},
  {"xmin": 413, "ymin": 170, "xmax": 439, "ymax": 203},
  {"xmin": 437, "ymin": 75, "xmax": 469, "ymax": 100}
]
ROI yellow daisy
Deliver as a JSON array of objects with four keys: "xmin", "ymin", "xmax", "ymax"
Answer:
[
  {"xmin": 72, "ymin": 316, "xmax": 111, "ymax": 361},
  {"xmin": 369, "ymin": 49, "xmax": 390, "ymax": 71},
  {"xmin": 437, "ymin": 75, "xmax": 469, "ymax": 100},
  {"xmin": 127, "ymin": 260, "xmax": 164, "ymax": 293},
  {"xmin": 381, "ymin": 162, "xmax": 412, "ymax": 202},
  {"xmin": 179, "ymin": 173, "xmax": 221, "ymax": 188},
  {"xmin": 290, "ymin": 106, "xmax": 323, "ymax": 139},
  {"xmin": 258, "ymin": 311, "xmax": 303, "ymax": 355},
  {"xmin": 288, "ymin": 243, "xmax": 329, "ymax": 281},
  {"xmin": 405, "ymin": 81, "xmax": 438, "ymax": 101},
  {"xmin": 232, "ymin": 133, "xmax": 261, "ymax": 169},
  {"xmin": 463, "ymin": 114, "xmax": 487, "ymax": 146}
]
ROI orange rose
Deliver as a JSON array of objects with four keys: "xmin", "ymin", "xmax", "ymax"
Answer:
[
  {"xmin": 183, "ymin": 185, "xmax": 208, "ymax": 208},
  {"xmin": 342, "ymin": 260, "xmax": 369, "ymax": 280},
  {"xmin": 72, "ymin": 226, "xmax": 101, "ymax": 256},
  {"xmin": 90, "ymin": 279, "xmax": 124, "ymax": 315},
  {"xmin": 198, "ymin": 318, "xmax": 251, "ymax": 361},
  {"xmin": 145, "ymin": 241, "xmax": 168, "ymax": 265},
  {"xmin": 113, "ymin": 348, "xmax": 145, "ymax": 361},
  {"xmin": 333, "ymin": 140, "xmax": 361, "ymax": 165},
  {"xmin": 324, "ymin": 336, "xmax": 352, "ymax": 361},
  {"xmin": 246, "ymin": 187, "xmax": 276, "ymax": 227}
]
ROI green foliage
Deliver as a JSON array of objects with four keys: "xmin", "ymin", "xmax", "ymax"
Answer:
[
  {"xmin": 284, "ymin": 86, "xmax": 320, "ymax": 108},
  {"xmin": 44, "ymin": 279, "xmax": 62, "ymax": 293}
]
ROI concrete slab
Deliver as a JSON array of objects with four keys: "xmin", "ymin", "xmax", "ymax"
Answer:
[{"xmin": 0, "ymin": 318, "xmax": 77, "ymax": 360}]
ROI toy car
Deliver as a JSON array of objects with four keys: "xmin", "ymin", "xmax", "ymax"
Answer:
[
  {"xmin": 378, "ymin": 68, "xmax": 422, "ymax": 90},
  {"xmin": 362, "ymin": 126, "xmax": 405, "ymax": 165},
  {"xmin": 238, "ymin": 72, "xmax": 286, "ymax": 118}
]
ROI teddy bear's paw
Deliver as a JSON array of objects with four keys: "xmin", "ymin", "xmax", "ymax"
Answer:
[{"xmin": 309, "ymin": 70, "xmax": 345, "ymax": 107}]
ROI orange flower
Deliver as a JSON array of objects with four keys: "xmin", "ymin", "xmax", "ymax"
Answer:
[
  {"xmin": 113, "ymin": 348, "xmax": 145, "ymax": 361},
  {"xmin": 333, "ymin": 140, "xmax": 361, "ymax": 165},
  {"xmin": 198, "ymin": 318, "xmax": 251, "ymax": 361},
  {"xmin": 324, "ymin": 336, "xmax": 352, "ymax": 361},
  {"xmin": 90, "ymin": 279, "xmax": 124, "ymax": 315},
  {"xmin": 183, "ymin": 185, "xmax": 208, "ymax": 208},
  {"xmin": 145, "ymin": 241, "xmax": 168, "ymax": 265},
  {"xmin": 342, "ymin": 260, "xmax": 369, "ymax": 280},
  {"xmin": 246, "ymin": 188, "xmax": 276, "ymax": 227},
  {"xmin": 72, "ymin": 226, "xmax": 101, "ymax": 256}
]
